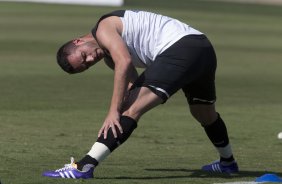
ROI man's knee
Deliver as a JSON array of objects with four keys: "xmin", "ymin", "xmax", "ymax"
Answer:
[
  {"xmin": 189, "ymin": 104, "xmax": 218, "ymax": 125},
  {"xmin": 122, "ymin": 107, "xmax": 141, "ymax": 121},
  {"xmin": 122, "ymin": 87, "xmax": 163, "ymax": 121}
]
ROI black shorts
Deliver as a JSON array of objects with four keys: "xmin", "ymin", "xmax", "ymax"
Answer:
[{"xmin": 131, "ymin": 35, "xmax": 217, "ymax": 105}]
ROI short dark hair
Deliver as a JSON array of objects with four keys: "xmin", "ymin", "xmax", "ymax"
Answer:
[{"xmin": 56, "ymin": 40, "xmax": 77, "ymax": 74}]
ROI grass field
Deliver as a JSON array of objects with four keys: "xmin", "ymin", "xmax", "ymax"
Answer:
[{"xmin": 0, "ymin": 0, "xmax": 282, "ymax": 183}]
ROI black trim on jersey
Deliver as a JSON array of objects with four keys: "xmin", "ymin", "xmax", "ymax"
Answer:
[{"xmin": 91, "ymin": 10, "xmax": 125, "ymax": 40}]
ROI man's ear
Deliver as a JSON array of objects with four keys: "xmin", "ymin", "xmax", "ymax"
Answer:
[{"xmin": 72, "ymin": 38, "xmax": 84, "ymax": 46}]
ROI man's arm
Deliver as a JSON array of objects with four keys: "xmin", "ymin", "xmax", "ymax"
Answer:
[
  {"xmin": 96, "ymin": 16, "xmax": 135, "ymax": 139},
  {"xmin": 104, "ymin": 56, "xmax": 138, "ymax": 91}
]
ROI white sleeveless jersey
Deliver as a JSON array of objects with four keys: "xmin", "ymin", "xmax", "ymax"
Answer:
[{"xmin": 120, "ymin": 10, "xmax": 203, "ymax": 68}]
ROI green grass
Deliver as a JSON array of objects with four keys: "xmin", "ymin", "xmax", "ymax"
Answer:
[{"xmin": 0, "ymin": 0, "xmax": 282, "ymax": 184}]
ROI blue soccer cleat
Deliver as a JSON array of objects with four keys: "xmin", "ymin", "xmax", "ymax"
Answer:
[
  {"xmin": 201, "ymin": 160, "xmax": 239, "ymax": 174},
  {"xmin": 42, "ymin": 157, "xmax": 94, "ymax": 179}
]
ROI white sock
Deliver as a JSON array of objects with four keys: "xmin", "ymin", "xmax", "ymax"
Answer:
[
  {"xmin": 216, "ymin": 144, "xmax": 233, "ymax": 159},
  {"xmin": 87, "ymin": 142, "xmax": 111, "ymax": 163}
]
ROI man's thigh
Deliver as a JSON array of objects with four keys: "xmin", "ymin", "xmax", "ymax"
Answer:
[
  {"xmin": 182, "ymin": 79, "xmax": 216, "ymax": 105},
  {"xmin": 122, "ymin": 87, "xmax": 163, "ymax": 121}
]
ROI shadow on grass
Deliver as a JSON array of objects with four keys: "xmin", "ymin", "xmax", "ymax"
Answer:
[{"xmin": 96, "ymin": 168, "xmax": 282, "ymax": 180}]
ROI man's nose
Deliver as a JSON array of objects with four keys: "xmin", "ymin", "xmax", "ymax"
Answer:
[{"xmin": 86, "ymin": 55, "xmax": 94, "ymax": 62}]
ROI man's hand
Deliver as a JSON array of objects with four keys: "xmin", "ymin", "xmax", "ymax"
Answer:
[{"xmin": 98, "ymin": 111, "xmax": 123, "ymax": 139}]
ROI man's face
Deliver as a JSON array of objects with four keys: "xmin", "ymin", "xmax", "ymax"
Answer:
[{"xmin": 68, "ymin": 41, "xmax": 104, "ymax": 73}]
